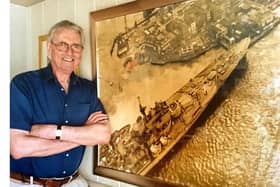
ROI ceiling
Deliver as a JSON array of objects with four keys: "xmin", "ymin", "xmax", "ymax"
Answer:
[{"xmin": 10, "ymin": 0, "xmax": 45, "ymax": 7}]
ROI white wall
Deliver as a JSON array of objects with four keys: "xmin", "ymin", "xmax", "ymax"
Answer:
[
  {"xmin": 29, "ymin": 0, "xmax": 135, "ymax": 80},
  {"xmin": 10, "ymin": 0, "xmax": 137, "ymax": 186},
  {"xmin": 10, "ymin": 4, "xmax": 28, "ymax": 79}
]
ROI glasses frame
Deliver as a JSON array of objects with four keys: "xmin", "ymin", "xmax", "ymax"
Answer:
[{"xmin": 51, "ymin": 40, "xmax": 84, "ymax": 53}]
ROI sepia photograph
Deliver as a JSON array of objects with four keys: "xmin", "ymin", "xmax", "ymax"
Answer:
[{"xmin": 90, "ymin": 0, "xmax": 280, "ymax": 186}]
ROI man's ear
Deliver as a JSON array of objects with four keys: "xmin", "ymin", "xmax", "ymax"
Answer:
[{"xmin": 47, "ymin": 41, "xmax": 52, "ymax": 60}]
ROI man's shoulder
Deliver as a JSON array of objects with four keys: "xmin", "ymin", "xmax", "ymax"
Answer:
[
  {"xmin": 11, "ymin": 69, "xmax": 42, "ymax": 84},
  {"xmin": 76, "ymin": 76, "xmax": 97, "ymax": 87}
]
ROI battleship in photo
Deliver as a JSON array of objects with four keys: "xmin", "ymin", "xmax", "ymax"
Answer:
[
  {"xmin": 98, "ymin": 0, "xmax": 280, "ymax": 176},
  {"xmin": 99, "ymin": 38, "xmax": 251, "ymax": 175}
]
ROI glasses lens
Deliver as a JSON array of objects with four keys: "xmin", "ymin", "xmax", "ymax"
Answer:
[
  {"xmin": 52, "ymin": 41, "xmax": 83, "ymax": 53},
  {"xmin": 71, "ymin": 44, "xmax": 83, "ymax": 52},
  {"xmin": 57, "ymin": 42, "xmax": 68, "ymax": 51},
  {"xmin": 51, "ymin": 41, "xmax": 68, "ymax": 52}
]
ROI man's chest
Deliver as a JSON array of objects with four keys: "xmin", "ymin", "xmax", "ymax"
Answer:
[{"xmin": 31, "ymin": 84, "xmax": 91, "ymax": 125}]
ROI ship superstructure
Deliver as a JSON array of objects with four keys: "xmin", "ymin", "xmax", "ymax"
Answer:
[{"xmin": 99, "ymin": 38, "xmax": 251, "ymax": 175}]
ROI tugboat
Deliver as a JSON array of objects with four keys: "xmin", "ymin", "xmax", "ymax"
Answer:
[{"xmin": 99, "ymin": 38, "xmax": 251, "ymax": 175}]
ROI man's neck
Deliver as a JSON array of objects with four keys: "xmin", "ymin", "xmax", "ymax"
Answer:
[
  {"xmin": 54, "ymin": 71, "xmax": 70, "ymax": 83},
  {"xmin": 52, "ymin": 67, "xmax": 71, "ymax": 92}
]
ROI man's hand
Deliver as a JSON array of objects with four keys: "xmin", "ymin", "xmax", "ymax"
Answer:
[
  {"xmin": 85, "ymin": 111, "xmax": 110, "ymax": 126},
  {"xmin": 83, "ymin": 111, "xmax": 111, "ymax": 145}
]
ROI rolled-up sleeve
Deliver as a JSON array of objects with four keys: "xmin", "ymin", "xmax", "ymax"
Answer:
[
  {"xmin": 89, "ymin": 81, "xmax": 106, "ymax": 113},
  {"xmin": 10, "ymin": 79, "xmax": 33, "ymax": 131}
]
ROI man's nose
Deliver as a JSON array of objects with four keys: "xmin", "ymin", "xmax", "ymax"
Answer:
[{"xmin": 66, "ymin": 46, "xmax": 74, "ymax": 55}]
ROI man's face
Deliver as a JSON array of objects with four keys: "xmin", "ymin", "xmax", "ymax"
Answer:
[{"xmin": 47, "ymin": 28, "xmax": 83, "ymax": 74}]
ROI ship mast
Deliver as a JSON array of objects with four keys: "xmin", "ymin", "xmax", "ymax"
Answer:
[
  {"xmin": 137, "ymin": 96, "xmax": 147, "ymax": 120},
  {"xmin": 124, "ymin": 15, "xmax": 128, "ymax": 32}
]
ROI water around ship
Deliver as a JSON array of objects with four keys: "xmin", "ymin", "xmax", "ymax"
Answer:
[{"xmin": 147, "ymin": 23, "xmax": 280, "ymax": 187}]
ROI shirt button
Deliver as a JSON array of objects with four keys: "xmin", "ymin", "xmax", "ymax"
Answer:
[
  {"xmin": 60, "ymin": 88, "xmax": 64, "ymax": 91},
  {"xmin": 63, "ymin": 171, "xmax": 66, "ymax": 174},
  {"xmin": 66, "ymin": 153, "xmax": 69, "ymax": 157},
  {"xmin": 64, "ymin": 104, "xmax": 68, "ymax": 107},
  {"xmin": 65, "ymin": 120, "xmax": 69, "ymax": 124}
]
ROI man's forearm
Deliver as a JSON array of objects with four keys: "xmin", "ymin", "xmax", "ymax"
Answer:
[
  {"xmin": 60, "ymin": 124, "xmax": 111, "ymax": 145},
  {"xmin": 31, "ymin": 124, "xmax": 57, "ymax": 139},
  {"xmin": 31, "ymin": 112, "xmax": 111, "ymax": 146},
  {"xmin": 18, "ymin": 136, "xmax": 79, "ymax": 158},
  {"xmin": 10, "ymin": 129, "xmax": 79, "ymax": 159},
  {"xmin": 31, "ymin": 123, "xmax": 111, "ymax": 146}
]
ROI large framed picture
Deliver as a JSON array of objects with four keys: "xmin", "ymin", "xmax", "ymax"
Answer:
[{"xmin": 90, "ymin": 0, "xmax": 280, "ymax": 186}]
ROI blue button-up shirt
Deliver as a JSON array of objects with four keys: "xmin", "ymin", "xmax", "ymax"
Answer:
[{"xmin": 10, "ymin": 65, "xmax": 105, "ymax": 178}]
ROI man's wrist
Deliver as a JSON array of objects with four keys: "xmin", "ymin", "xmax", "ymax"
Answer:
[{"xmin": 55, "ymin": 125, "xmax": 62, "ymax": 140}]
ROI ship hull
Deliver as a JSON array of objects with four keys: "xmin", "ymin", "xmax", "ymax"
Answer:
[{"xmin": 99, "ymin": 38, "xmax": 251, "ymax": 175}]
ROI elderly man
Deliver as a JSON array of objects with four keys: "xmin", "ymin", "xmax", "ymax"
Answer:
[{"xmin": 10, "ymin": 20, "xmax": 111, "ymax": 187}]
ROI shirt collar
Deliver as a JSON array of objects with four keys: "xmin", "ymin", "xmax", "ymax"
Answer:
[{"xmin": 41, "ymin": 63, "xmax": 80, "ymax": 85}]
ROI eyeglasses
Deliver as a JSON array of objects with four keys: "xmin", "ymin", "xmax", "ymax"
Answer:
[{"xmin": 51, "ymin": 41, "xmax": 83, "ymax": 53}]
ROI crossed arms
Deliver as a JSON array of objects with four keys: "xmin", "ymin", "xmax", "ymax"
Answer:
[{"xmin": 10, "ymin": 111, "xmax": 111, "ymax": 159}]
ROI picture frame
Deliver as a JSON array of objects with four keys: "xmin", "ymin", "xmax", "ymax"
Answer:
[
  {"xmin": 90, "ymin": 0, "xmax": 280, "ymax": 186},
  {"xmin": 38, "ymin": 34, "xmax": 48, "ymax": 69}
]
